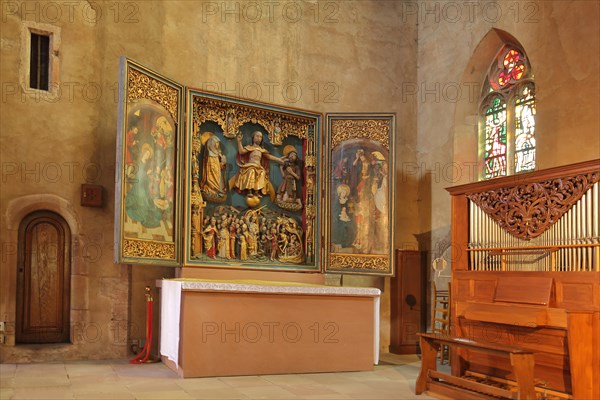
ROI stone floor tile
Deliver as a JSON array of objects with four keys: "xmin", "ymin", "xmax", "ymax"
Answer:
[
  {"xmin": 70, "ymin": 382, "xmax": 131, "ymax": 395},
  {"xmin": 13, "ymin": 376, "xmax": 70, "ymax": 388},
  {"xmin": 260, "ymin": 373, "xmax": 319, "ymax": 386},
  {"xmin": 112, "ymin": 363, "xmax": 178, "ymax": 379},
  {"xmin": 0, "ymin": 388, "xmax": 14, "ymax": 400},
  {"xmin": 129, "ymin": 390, "xmax": 194, "ymax": 399},
  {"xmin": 302, "ymin": 372, "xmax": 355, "ymax": 385},
  {"xmin": 219, "ymin": 375, "xmax": 272, "ymax": 388},
  {"xmin": 124, "ymin": 378, "xmax": 183, "ymax": 392},
  {"xmin": 0, "ymin": 378, "xmax": 14, "ymax": 388},
  {"xmin": 277, "ymin": 383, "xmax": 339, "ymax": 396},
  {"xmin": 182, "ymin": 388, "xmax": 249, "ymax": 399},
  {"xmin": 315, "ymin": 382, "xmax": 375, "ymax": 394},
  {"xmin": 175, "ymin": 376, "xmax": 231, "ymax": 391},
  {"xmin": 65, "ymin": 362, "xmax": 117, "ymax": 377},
  {"xmin": 0, "ymin": 364, "xmax": 16, "ymax": 376},
  {"xmin": 0, "ymin": 355, "xmax": 436, "ymax": 400},
  {"xmin": 74, "ymin": 393, "xmax": 134, "ymax": 400},
  {"xmin": 12, "ymin": 387, "xmax": 74, "ymax": 399},
  {"xmin": 290, "ymin": 394, "xmax": 353, "ymax": 400},
  {"xmin": 236, "ymin": 385, "xmax": 299, "ymax": 399}
]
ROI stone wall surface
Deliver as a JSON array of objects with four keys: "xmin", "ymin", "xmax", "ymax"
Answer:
[
  {"xmin": 415, "ymin": 0, "xmax": 599, "ymax": 289},
  {"xmin": 0, "ymin": 0, "xmax": 418, "ymax": 360},
  {"xmin": 1, "ymin": 0, "xmax": 597, "ymax": 361}
]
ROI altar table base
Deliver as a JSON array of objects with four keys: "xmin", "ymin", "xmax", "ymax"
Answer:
[{"xmin": 160, "ymin": 279, "xmax": 380, "ymax": 378}]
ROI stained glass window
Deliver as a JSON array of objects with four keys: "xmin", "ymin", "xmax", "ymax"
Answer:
[
  {"xmin": 514, "ymin": 83, "xmax": 536, "ymax": 173},
  {"xmin": 480, "ymin": 46, "xmax": 535, "ymax": 180},
  {"xmin": 483, "ymin": 95, "xmax": 507, "ymax": 179}
]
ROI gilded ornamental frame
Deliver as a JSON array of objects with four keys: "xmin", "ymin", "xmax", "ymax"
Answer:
[
  {"xmin": 114, "ymin": 58, "xmax": 184, "ymax": 266},
  {"xmin": 324, "ymin": 113, "xmax": 396, "ymax": 276},
  {"xmin": 183, "ymin": 89, "xmax": 322, "ymax": 272}
]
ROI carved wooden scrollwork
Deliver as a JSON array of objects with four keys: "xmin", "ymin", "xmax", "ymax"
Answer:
[
  {"xmin": 127, "ymin": 68, "xmax": 179, "ymax": 121},
  {"xmin": 122, "ymin": 239, "xmax": 176, "ymax": 260},
  {"xmin": 328, "ymin": 254, "xmax": 390, "ymax": 271},
  {"xmin": 193, "ymin": 97, "xmax": 313, "ymax": 144},
  {"xmin": 330, "ymin": 119, "xmax": 390, "ymax": 149},
  {"xmin": 467, "ymin": 172, "xmax": 600, "ymax": 240}
]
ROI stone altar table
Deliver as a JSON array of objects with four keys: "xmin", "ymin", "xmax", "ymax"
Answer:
[{"xmin": 159, "ymin": 279, "xmax": 380, "ymax": 378}]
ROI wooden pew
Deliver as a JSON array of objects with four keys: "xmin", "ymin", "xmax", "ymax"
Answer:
[{"xmin": 416, "ymin": 332, "xmax": 536, "ymax": 400}]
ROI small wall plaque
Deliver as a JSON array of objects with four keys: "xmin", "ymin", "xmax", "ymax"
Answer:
[{"xmin": 81, "ymin": 184, "xmax": 103, "ymax": 207}]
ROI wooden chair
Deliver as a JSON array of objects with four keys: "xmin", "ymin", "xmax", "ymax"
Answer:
[{"xmin": 431, "ymin": 282, "xmax": 450, "ymax": 364}]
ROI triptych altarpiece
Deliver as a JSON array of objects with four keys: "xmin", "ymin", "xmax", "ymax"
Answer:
[{"xmin": 114, "ymin": 58, "xmax": 396, "ymax": 276}]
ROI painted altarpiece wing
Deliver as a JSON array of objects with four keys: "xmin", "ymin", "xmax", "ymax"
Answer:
[
  {"xmin": 184, "ymin": 91, "xmax": 321, "ymax": 272},
  {"xmin": 324, "ymin": 114, "xmax": 396, "ymax": 276},
  {"xmin": 114, "ymin": 58, "xmax": 184, "ymax": 265}
]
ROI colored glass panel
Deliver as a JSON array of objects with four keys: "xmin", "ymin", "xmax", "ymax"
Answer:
[
  {"xmin": 515, "ymin": 85, "xmax": 536, "ymax": 173},
  {"xmin": 489, "ymin": 48, "xmax": 528, "ymax": 91},
  {"xmin": 483, "ymin": 96, "xmax": 507, "ymax": 179}
]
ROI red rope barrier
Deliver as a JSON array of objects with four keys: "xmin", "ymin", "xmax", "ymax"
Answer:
[{"xmin": 130, "ymin": 287, "xmax": 154, "ymax": 364}]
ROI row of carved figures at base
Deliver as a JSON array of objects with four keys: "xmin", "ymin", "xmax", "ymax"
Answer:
[{"xmin": 192, "ymin": 208, "xmax": 304, "ymax": 264}]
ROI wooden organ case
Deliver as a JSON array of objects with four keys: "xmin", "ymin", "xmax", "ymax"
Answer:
[{"xmin": 441, "ymin": 160, "xmax": 600, "ymax": 399}]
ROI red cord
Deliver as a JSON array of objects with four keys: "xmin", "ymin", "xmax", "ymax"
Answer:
[{"xmin": 130, "ymin": 300, "xmax": 153, "ymax": 364}]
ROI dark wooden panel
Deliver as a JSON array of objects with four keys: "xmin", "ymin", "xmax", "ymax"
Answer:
[{"xmin": 390, "ymin": 250, "xmax": 425, "ymax": 354}]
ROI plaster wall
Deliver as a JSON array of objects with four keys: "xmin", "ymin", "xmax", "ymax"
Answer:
[
  {"xmin": 0, "ymin": 0, "xmax": 417, "ymax": 360},
  {"xmin": 4, "ymin": 0, "xmax": 595, "ymax": 363},
  {"xmin": 415, "ymin": 0, "xmax": 600, "ymax": 288}
]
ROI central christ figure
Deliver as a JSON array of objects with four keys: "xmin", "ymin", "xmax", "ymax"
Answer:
[{"xmin": 231, "ymin": 130, "xmax": 285, "ymax": 205}]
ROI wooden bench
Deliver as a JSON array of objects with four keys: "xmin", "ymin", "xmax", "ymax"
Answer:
[{"xmin": 416, "ymin": 332, "xmax": 536, "ymax": 400}]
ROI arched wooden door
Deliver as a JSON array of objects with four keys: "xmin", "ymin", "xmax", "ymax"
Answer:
[{"xmin": 16, "ymin": 210, "xmax": 71, "ymax": 344}]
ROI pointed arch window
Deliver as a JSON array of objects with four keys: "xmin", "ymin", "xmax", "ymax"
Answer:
[{"xmin": 480, "ymin": 46, "xmax": 536, "ymax": 180}]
